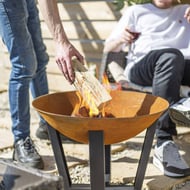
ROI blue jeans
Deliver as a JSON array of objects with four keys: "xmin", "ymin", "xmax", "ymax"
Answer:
[
  {"xmin": 129, "ymin": 48, "xmax": 190, "ymax": 141},
  {"xmin": 0, "ymin": 0, "xmax": 49, "ymax": 142}
]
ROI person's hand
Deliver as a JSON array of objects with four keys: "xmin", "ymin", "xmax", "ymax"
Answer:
[
  {"xmin": 55, "ymin": 41, "xmax": 84, "ymax": 84},
  {"xmin": 184, "ymin": 7, "xmax": 190, "ymax": 23},
  {"xmin": 119, "ymin": 27, "xmax": 140, "ymax": 45}
]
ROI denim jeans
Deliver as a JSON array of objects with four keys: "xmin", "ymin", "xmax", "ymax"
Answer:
[
  {"xmin": 129, "ymin": 48, "xmax": 190, "ymax": 140},
  {"xmin": 0, "ymin": 0, "xmax": 49, "ymax": 142}
]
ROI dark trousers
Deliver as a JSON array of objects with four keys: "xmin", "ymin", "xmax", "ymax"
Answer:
[{"xmin": 129, "ymin": 48, "xmax": 190, "ymax": 140}]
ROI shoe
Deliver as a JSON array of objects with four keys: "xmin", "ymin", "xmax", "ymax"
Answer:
[
  {"xmin": 13, "ymin": 137, "xmax": 44, "ymax": 169},
  {"xmin": 153, "ymin": 140, "xmax": 190, "ymax": 177},
  {"xmin": 36, "ymin": 122, "xmax": 74, "ymax": 142},
  {"xmin": 169, "ymin": 98, "xmax": 190, "ymax": 127},
  {"xmin": 36, "ymin": 122, "xmax": 49, "ymax": 140}
]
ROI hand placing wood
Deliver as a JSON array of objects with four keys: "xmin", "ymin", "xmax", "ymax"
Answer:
[{"xmin": 72, "ymin": 59, "xmax": 112, "ymax": 113}]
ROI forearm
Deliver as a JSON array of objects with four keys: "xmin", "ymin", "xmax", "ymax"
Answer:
[
  {"xmin": 104, "ymin": 39, "xmax": 125, "ymax": 53},
  {"xmin": 37, "ymin": 0, "xmax": 84, "ymax": 84},
  {"xmin": 37, "ymin": 0, "xmax": 69, "ymax": 44}
]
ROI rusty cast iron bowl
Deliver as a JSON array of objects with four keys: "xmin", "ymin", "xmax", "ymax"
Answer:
[{"xmin": 32, "ymin": 90, "xmax": 169, "ymax": 145}]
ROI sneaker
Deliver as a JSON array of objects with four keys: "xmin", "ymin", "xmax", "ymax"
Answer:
[
  {"xmin": 153, "ymin": 140, "xmax": 190, "ymax": 177},
  {"xmin": 13, "ymin": 137, "xmax": 44, "ymax": 169},
  {"xmin": 36, "ymin": 121, "xmax": 74, "ymax": 142},
  {"xmin": 169, "ymin": 98, "xmax": 190, "ymax": 126},
  {"xmin": 36, "ymin": 122, "xmax": 49, "ymax": 140}
]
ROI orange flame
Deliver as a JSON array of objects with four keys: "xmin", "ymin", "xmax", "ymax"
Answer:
[
  {"xmin": 77, "ymin": 73, "xmax": 121, "ymax": 117},
  {"xmin": 102, "ymin": 73, "xmax": 122, "ymax": 91},
  {"xmin": 79, "ymin": 74, "xmax": 110, "ymax": 117},
  {"xmin": 102, "ymin": 73, "xmax": 111, "ymax": 93},
  {"xmin": 83, "ymin": 89, "xmax": 99, "ymax": 117}
]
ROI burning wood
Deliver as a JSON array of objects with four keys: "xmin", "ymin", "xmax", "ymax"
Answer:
[
  {"xmin": 72, "ymin": 59, "xmax": 112, "ymax": 117},
  {"xmin": 72, "ymin": 104, "xmax": 114, "ymax": 118}
]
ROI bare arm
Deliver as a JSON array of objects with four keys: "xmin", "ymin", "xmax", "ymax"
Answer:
[
  {"xmin": 103, "ymin": 38, "xmax": 124, "ymax": 53},
  {"xmin": 38, "ymin": 0, "xmax": 83, "ymax": 84},
  {"xmin": 104, "ymin": 27, "xmax": 138, "ymax": 53}
]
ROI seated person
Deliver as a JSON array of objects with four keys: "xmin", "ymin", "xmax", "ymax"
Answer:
[{"xmin": 104, "ymin": 0, "xmax": 190, "ymax": 177}]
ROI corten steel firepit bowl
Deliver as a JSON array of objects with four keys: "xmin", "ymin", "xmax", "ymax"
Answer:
[
  {"xmin": 32, "ymin": 90, "xmax": 168, "ymax": 144},
  {"xmin": 32, "ymin": 90, "xmax": 169, "ymax": 190}
]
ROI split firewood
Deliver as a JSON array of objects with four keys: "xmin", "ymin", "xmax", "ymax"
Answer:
[{"xmin": 72, "ymin": 59, "xmax": 112, "ymax": 113}]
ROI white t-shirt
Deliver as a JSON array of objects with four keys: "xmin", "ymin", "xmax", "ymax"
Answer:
[{"xmin": 106, "ymin": 3, "xmax": 190, "ymax": 81}]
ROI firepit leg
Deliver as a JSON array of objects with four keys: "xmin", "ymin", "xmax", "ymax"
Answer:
[
  {"xmin": 47, "ymin": 124, "xmax": 72, "ymax": 190},
  {"xmin": 89, "ymin": 130, "xmax": 105, "ymax": 190},
  {"xmin": 134, "ymin": 121, "xmax": 157, "ymax": 190},
  {"xmin": 105, "ymin": 145, "xmax": 111, "ymax": 185}
]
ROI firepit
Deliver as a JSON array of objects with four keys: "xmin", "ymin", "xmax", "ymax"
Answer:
[
  {"xmin": 32, "ymin": 90, "xmax": 168, "ymax": 190},
  {"xmin": 33, "ymin": 90, "xmax": 168, "ymax": 144}
]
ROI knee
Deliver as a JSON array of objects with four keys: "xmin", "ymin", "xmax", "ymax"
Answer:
[
  {"xmin": 25, "ymin": 61, "xmax": 37, "ymax": 77},
  {"xmin": 36, "ymin": 52, "xmax": 49, "ymax": 72},
  {"xmin": 160, "ymin": 49, "xmax": 185, "ymax": 72},
  {"xmin": 14, "ymin": 57, "xmax": 37, "ymax": 79},
  {"xmin": 164, "ymin": 49, "xmax": 184, "ymax": 64}
]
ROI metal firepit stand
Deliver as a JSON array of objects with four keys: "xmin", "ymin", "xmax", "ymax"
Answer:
[{"xmin": 47, "ymin": 121, "xmax": 157, "ymax": 190}]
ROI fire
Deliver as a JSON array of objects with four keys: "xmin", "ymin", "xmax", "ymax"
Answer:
[
  {"xmin": 84, "ymin": 89, "xmax": 99, "ymax": 117},
  {"xmin": 102, "ymin": 73, "xmax": 111, "ymax": 93},
  {"xmin": 86, "ymin": 74, "xmax": 112, "ymax": 117},
  {"xmin": 74, "ymin": 73, "xmax": 121, "ymax": 118},
  {"xmin": 102, "ymin": 73, "xmax": 122, "ymax": 92}
]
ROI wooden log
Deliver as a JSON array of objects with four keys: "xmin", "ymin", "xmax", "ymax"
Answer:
[{"xmin": 72, "ymin": 59, "xmax": 112, "ymax": 113}]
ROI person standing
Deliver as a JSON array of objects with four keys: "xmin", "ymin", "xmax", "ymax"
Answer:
[
  {"xmin": 0, "ymin": 0, "xmax": 84, "ymax": 169},
  {"xmin": 0, "ymin": 0, "xmax": 50, "ymax": 169}
]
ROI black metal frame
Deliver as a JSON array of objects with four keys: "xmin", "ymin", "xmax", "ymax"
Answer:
[{"xmin": 47, "ymin": 121, "xmax": 157, "ymax": 190}]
